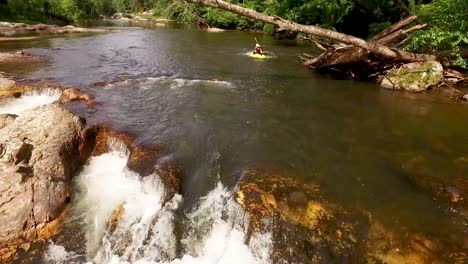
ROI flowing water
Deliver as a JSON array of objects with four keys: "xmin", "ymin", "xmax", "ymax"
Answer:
[
  {"xmin": 0, "ymin": 89, "xmax": 61, "ymax": 115},
  {"xmin": 1, "ymin": 22, "xmax": 467, "ymax": 263}
]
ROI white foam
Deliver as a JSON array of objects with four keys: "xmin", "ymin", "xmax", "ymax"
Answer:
[
  {"xmin": 44, "ymin": 243, "xmax": 80, "ymax": 264},
  {"xmin": 50, "ymin": 140, "xmax": 271, "ymax": 264},
  {"xmin": 116, "ymin": 76, "xmax": 234, "ymax": 90},
  {"xmin": 0, "ymin": 89, "xmax": 61, "ymax": 115}
]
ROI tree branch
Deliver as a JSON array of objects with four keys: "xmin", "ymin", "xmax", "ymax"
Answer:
[{"xmin": 184, "ymin": 0, "xmax": 436, "ymax": 62}]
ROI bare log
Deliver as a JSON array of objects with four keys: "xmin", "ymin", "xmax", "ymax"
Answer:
[
  {"xmin": 436, "ymin": 48, "xmax": 468, "ymax": 59},
  {"xmin": 184, "ymin": 0, "xmax": 435, "ymax": 62},
  {"xmin": 376, "ymin": 24, "xmax": 427, "ymax": 45},
  {"xmin": 370, "ymin": 15, "xmax": 418, "ymax": 41},
  {"xmin": 396, "ymin": 37, "xmax": 411, "ymax": 48}
]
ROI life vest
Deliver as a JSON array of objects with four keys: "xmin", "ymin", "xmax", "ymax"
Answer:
[{"xmin": 254, "ymin": 47, "xmax": 263, "ymax": 54}]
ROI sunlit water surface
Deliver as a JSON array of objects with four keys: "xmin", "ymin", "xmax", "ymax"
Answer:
[{"xmin": 1, "ymin": 22, "xmax": 467, "ymax": 263}]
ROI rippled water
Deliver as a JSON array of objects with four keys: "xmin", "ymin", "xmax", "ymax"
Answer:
[{"xmin": 1, "ymin": 22, "xmax": 467, "ymax": 263}]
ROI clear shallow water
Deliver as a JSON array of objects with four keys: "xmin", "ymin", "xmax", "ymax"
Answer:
[{"xmin": 1, "ymin": 23, "xmax": 467, "ymax": 263}]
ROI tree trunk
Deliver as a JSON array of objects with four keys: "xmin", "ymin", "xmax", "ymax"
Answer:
[{"xmin": 184, "ymin": 0, "xmax": 436, "ymax": 62}]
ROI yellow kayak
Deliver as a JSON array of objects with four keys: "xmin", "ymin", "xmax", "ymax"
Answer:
[{"xmin": 249, "ymin": 53, "xmax": 268, "ymax": 59}]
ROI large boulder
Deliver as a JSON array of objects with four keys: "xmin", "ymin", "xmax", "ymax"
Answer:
[
  {"xmin": 381, "ymin": 61, "xmax": 443, "ymax": 92},
  {"xmin": 0, "ymin": 105, "xmax": 85, "ymax": 262}
]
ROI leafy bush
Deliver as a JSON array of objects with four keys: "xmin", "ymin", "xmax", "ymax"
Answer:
[{"xmin": 406, "ymin": 0, "xmax": 468, "ymax": 67}]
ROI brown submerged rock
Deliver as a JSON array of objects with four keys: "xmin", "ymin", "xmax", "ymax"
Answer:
[
  {"xmin": 0, "ymin": 105, "xmax": 85, "ymax": 262},
  {"xmin": 236, "ymin": 167, "xmax": 468, "ymax": 263},
  {"xmin": 367, "ymin": 221, "xmax": 467, "ymax": 264},
  {"xmin": 235, "ymin": 168, "xmax": 369, "ymax": 263},
  {"xmin": 59, "ymin": 87, "xmax": 94, "ymax": 105},
  {"xmin": 402, "ymin": 156, "xmax": 467, "ymax": 209}
]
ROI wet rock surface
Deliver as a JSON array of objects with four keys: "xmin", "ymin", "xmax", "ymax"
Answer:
[
  {"xmin": 366, "ymin": 221, "xmax": 467, "ymax": 264},
  {"xmin": 0, "ymin": 105, "xmax": 85, "ymax": 262},
  {"xmin": 401, "ymin": 155, "xmax": 468, "ymax": 223},
  {"xmin": 235, "ymin": 168, "xmax": 369, "ymax": 263},
  {"xmin": 59, "ymin": 88, "xmax": 94, "ymax": 106},
  {"xmin": 235, "ymin": 168, "xmax": 468, "ymax": 263}
]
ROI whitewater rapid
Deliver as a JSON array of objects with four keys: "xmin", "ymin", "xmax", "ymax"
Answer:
[
  {"xmin": 44, "ymin": 139, "xmax": 272, "ymax": 264},
  {"xmin": 0, "ymin": 89, "xmax": 61, "ymax": 115}
]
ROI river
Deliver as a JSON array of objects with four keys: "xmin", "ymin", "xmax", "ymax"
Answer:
[{"xmin": 1, "ymin": 22, "xmax": 467, "ymax": 263}]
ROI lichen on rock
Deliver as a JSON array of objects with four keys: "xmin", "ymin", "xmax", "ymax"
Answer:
[{"xmin": 381, "ymin": 61, "xmax": 443, "ymax": 92}]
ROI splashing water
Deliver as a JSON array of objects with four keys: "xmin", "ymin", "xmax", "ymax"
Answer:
[
  {"xmin": 0, "ymin": 89, "xmax": 61, "ymax": 115},
  {"xmin": 47, "ymin": 139, "xmax": 272, "ymax": 264}
]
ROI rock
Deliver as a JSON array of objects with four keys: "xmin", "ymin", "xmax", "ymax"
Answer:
[
  {"xmin": 0, "ymin": 22, "xmax": 115, "ymax": 36},
  {"xmin": 59, "ymin": 88, "xmax": 93, "ymax": 105},
  {"xmin": 111, "ymin": 13, "xmax": 147, "ymax": 21},
  {"xmin": 381, "ymin": 61, "xmax": 443, "ymax": 92},
  {"xmin": 235, "ymin": 168, "xmax": 369, "ymax": 263},
  {"xmin": 0, "ymin": 105, "xmax": 85, "ymax": 262},
  {"xmin": 401, "ymin": 156, "xmax": 467, "ymax": 205},
  {"xmin": 367, "ymin": 221, "xmax": 467, "ymax": 264},
  {"xmin": 0, "ymin": 51, "xmax": 43, "ymax": 64},
  {"xmin": 0, "ymin": 114, "xmax": 17, "ymax": 129},
  {"xmin": 463, "ymin": 94, "xmax": 468, "ymax": 101},
  {"xmin": 206, "ymin": 27, "xmax": 225, "ymax": 32},
  {"xmin": 0, "ymin": 79, "xmax": 60, "ymax": 99}
]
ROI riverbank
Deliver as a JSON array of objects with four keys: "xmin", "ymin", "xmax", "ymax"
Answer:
[{"xmin": 0, "ymin": 22, "xmax": 117, "ymax": 37}]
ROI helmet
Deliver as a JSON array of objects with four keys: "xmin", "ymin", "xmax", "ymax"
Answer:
[{"xmin": 255, "ymin": 43, "xmax": 261, "ymax": 48}]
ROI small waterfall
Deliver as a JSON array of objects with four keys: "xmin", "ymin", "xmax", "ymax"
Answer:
[
  {"xmin": 45, "ymin": 139, "xmax": 272, "ymax": 264},
  {"xmin": 0, "ymin": 89, "xmax": 61, "ymax": 115}
]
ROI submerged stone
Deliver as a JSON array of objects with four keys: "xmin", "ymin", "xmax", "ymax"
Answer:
[{"xmin": 235, "ymin": 168, "xmax": 369, "ymax": 263}]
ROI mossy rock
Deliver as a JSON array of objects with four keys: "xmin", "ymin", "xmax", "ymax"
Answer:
[{"xmin": 381, "ymin": 61, "xmax": 443, "ymax": 92}]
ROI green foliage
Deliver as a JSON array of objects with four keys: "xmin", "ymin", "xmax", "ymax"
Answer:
[
  {"xmin": 152, "ymin": 0, "xmax": 201, "ymax": 23},
  {"xmin": 406, "ymin": 0, "xmax": 468, "ymax": 68},
  {"xmin": 264, "ymin": 0, "xmax": 354, "ymax": 28},
  {"xmin": 203, "ymin": 8, "xmax": 239, "ymax": 29}
]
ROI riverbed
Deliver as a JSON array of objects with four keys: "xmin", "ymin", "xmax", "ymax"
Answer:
[{"xmin": 1, "ymin": 22, "xmax": 467, "ymax": 263}]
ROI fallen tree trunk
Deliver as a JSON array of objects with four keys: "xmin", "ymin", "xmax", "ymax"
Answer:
[
  {"xmin": 184, "ymin": 0, "xmax": 436, "ymax": 62},
  {"xmin": 370, "ymin": 15, "xmax": 418, "ymax": 41}
]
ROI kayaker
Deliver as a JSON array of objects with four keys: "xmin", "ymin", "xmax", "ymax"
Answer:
[{"xmin": 253, "ymin": 43, "xmax": 264, "ymax": 55}]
